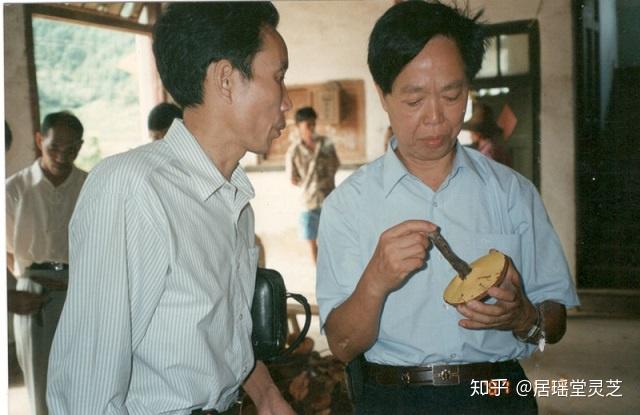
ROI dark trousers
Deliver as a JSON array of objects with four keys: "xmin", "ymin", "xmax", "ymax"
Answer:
[{"xmin": 355, "ymin": 362, "xmax": 537, "ymax": 415}]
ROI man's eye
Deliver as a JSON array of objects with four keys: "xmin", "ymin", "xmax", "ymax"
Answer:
[
  {"xmin": 406, "ymin": 99, "xmax": 422, "ymax": 107},
  {"xmin": 443, "ymin": 92, "xmax": 461, "ymax": 102}
]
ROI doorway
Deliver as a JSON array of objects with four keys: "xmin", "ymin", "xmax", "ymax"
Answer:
[{"xmin": 469, "ymin": 20, "xmax": 540, "ymax": 187}]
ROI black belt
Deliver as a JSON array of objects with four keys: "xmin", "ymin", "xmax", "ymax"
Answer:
[
  {"xmin": 29, "ymin": 262, "xmax": 68, "ymax": 271},
  {"xmin": 363, "ymin": 359, "xmax": 520, "ymax": 387}
]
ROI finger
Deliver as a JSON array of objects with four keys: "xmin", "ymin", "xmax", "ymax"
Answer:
[
  {"xmin": 392, "ymin": 243, "xmax": 427, "ymax": 263},
  {"xmin": 487, "ymin": 286, "xmax": 517, "ymax": 302},
  {"xmin": 500, "ymin": 255, "xmax": 522, "ymax": 285},
  {"xmin": 404, "ymin": 256, "xmax": 427, "ymax": 272},
  {"xmin": 458, "ymin": 318, "xmax": 496, "ymax": 330},
  {"xmin": 386, "ymin": 220, "xmax": 438, "ymax": 238},
  {"xmin": 457, "ymin": 311, "xmax": 513, "ymax": 329},
  {"xmin": 458, "ymin": 302, "xmax": 516, "ymax": 324},
  {"xmin": 457, "ymin": 302, "xmax": 503, "ymax": 321},
  {"xmin": 508, "ymin": 266, "xmax": 523, "ymax": 289},
  {"xmin": 394, "ymin": 232, "xmax": 429, "ymax": 250}
]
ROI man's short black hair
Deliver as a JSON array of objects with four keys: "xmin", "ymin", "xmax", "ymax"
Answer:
[
  {"xmin": 41, "ymin": 111, "xmax": 84, "ymax": 140},
  {"xmin": 295, "ymin": 107, "xmax": 318, "ymax": 124},
  {"xmin": 153, "ymin": 2, "xmax": 280, "ymax": 108},
  {"xmin": 368, "ymin": 0, "xmax": 486, "ymax": 94},
  {"xmin": 148, "ymin": 103, "xmax": 183, "ymax": 131}
]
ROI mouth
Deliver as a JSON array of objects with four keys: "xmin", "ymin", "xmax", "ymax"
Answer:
[
  {"xmin": 420, "ymin": 135, "xmax": 446, "ymax": 147},
  {"xmin": 273, "ymin": 122, "xmax": 286, "ymax": 136}
]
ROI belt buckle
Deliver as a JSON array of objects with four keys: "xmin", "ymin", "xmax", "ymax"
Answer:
[{"xmin": 432, "ymin": 364, "xmax": 460, "ymax": 386}]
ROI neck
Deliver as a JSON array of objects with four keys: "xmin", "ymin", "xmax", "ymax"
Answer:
[
  {"xmin": 396, "ymin": 146, "xmax": 456, "ymax": 191},
  {"xmin": 302, "ymin": 135, "xmax": 315, "ymax": 147},
  {"xmin": 183, "ymin": 107, "xmax": 244, "ymax": 181}
]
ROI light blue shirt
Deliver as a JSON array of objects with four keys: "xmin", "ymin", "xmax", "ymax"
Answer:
[
  {"xmin": 48, "ymin": 120, "xmax": 258, "ymax": 414},
  {"xmin": 316, "ymin": 139, "xmax": 579, "ymax": 366}
]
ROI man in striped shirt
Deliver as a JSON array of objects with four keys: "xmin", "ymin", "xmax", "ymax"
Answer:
[{"xmin": 47, "ymin": 3, "xmax": 294, "ymax": 414}]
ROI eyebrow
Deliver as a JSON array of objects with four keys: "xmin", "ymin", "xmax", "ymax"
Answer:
[{"xmin": 399, "ymin": 80, "xmax": 465, "ymax": 94}]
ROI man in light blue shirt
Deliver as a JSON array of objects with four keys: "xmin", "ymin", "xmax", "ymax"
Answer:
[
  {"xmin": 47, "ymin": 3, "xmax": 295, "ymax": 414},
  {"xmin": 316, "ymin": 2, "xmax": 579, "ymax": 414}
]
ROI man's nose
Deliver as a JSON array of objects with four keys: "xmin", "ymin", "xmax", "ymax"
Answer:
[
  {"xmin": 281, "ymin": 86, "xmax": 292, "ymax": 112},
  {"xmin": 53, "ymin": 149, "xmax": 74, "ymax": 163},
  {"xmin": 422, "ymin": 97, "xmax": 444, "ymax": 125}
]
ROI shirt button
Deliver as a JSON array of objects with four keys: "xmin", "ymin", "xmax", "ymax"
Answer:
[
  {"xmin": 433, "ymin": 201, "xmax": 438, "ymax": 207},
  {"xmin": 450, "ymin": 354, "xmax": 457, "ymax": 359},
  {"xmin": 239, "ymin": 313, "xmax": 243, "ymax": 321}
]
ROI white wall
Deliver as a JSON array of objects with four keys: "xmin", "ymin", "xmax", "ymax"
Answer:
[{"xmin": 274, "ymin": 0, "xmax": 391, "ymax": 160}]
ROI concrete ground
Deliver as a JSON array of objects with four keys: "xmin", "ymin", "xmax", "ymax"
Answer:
[{"xmin": 7, "ymin": 169, "xmax": 640, "ymax": 414}]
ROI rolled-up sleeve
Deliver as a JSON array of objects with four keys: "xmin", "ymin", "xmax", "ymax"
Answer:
[
  {"xmin": 509, "ymin": 179, "xmax": 580, "ymax": 308},
  {"xmin": 47, "ymin": 180, "xmax": 168, "ymax": 414},
  {"xmin": 315, "ymin": 185, "xmax": 363, "ymax": 331}
]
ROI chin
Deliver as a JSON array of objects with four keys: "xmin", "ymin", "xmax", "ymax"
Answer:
[{"xmin": 253, "ymin": 141, "xmax": 272, "ymax": 156}]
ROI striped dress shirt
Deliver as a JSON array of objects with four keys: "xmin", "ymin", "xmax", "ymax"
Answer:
[{"xmin": 47, "ymin": 120, "xmax": 259, "ymax": 414}]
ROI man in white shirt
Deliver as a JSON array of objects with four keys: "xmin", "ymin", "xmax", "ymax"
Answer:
[
  {"xmin": 6, "ymin": 111, "xmax": 87, "ymax": 415},
  {"xmin": 47, "ymin": 3, "xmax": 294, "ymax": 414}
]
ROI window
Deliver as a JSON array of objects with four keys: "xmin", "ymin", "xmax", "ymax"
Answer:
[
  {"xmin": 29, "ymin": 3, "xmax": 162, "ymax": 171},
  {"xmin": 468, "ymin": 21, "xmax": 540, "ymax": 186},
  {"xmin": 477, "ymin": 33, "xmax": 531, "ymax": 79}
]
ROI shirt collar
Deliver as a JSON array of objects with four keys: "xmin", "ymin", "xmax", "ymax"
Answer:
[
  {"xmin": 30, "ymin": 159, "xmax": 45, "ymax": 185},
  {"xmin": 382, "ymin": 138, "xmax": 486, "ymax": 197},
  {"xmin": 163, "ymin": 119, "xmax": 255, "ymax": 202},
  {"xmin": 382, "ymin": 137, "xmax": 409, "ymax": 196},
  {"xmin": 454, "ymin": 143, "xmax": 486, "ymax": 186},
  {"xmin": 30, "ymin": 159, "xmax": 82, "ymax": 189}
]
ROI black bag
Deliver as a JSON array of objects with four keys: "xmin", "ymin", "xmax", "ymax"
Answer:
[{"xmin": 251, "ymin": 267, "xmax": 311, "ymax": 362}]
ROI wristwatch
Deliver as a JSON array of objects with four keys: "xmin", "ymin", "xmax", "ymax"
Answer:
[{"xmin": 513, "ymin": 304, "xmax": 546, "ymax": 350}]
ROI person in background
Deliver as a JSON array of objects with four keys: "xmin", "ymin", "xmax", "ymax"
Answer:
[
  {"xmin": 148, "ymin": 102, "xmax": 183, "ymax": 141},
  {"xmin": 285, "ymin": 106, "xmax": 340, "ymax": 263},
  {"xmin": 316, "ymin": 2, "xmax": 578, "ymax": 414},
  {"xmin": 6, "ymin": 112, "xmax": 87, "ymax": 415},
  {"xmin": 47, "ymin": 3, "xmax": 295, "ymax": 414},
  {"xmin": 462, "ymin": 101, "xmax": 512, "ymax": 166}
]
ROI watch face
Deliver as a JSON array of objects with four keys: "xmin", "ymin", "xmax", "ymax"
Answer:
[{"xmin": 443, "ymin": 250, "xmax": 508, "ymax": 305}]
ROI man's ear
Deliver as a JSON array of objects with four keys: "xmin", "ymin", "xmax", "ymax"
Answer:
[
  {"xmin": 206, "ymin": 59, "xmax": 235, "ymax": 103},
  {"xmin": 35, "ymin": 132, "xmax": 43, "ymax": 152},
  {"xmin": 375, "ymin": 84, "xmax": 389, "ymax": 113}
]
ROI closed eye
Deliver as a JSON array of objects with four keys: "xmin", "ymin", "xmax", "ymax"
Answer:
[{"xmin": 443, "ymin": 91, "xmax": 462, "ymax": 102}]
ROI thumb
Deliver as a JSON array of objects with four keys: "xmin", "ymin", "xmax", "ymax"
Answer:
[{"xmin": 505, "ymin": 257, "xmax": 522, "ymax": 289}]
